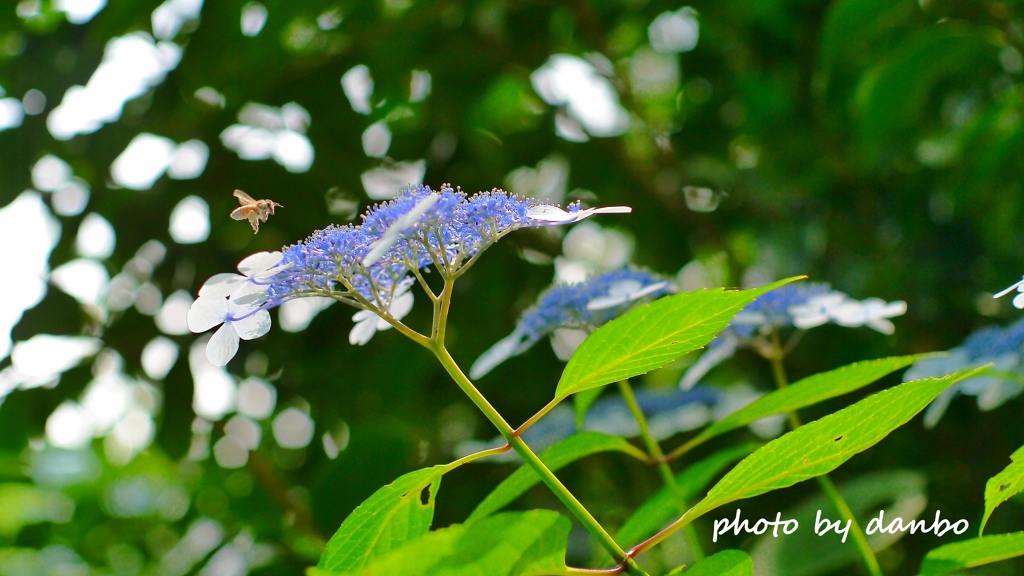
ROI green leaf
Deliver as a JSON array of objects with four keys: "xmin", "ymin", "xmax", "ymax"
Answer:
[
  {"xmin": 467, "ymin": 432, "xmax": 648, "ymax": 522},
  {"xmin": 750, "ymin": 470, "xmax": 927, "ymax": 576},
  {"xmin": 677, "ymin": 355, "xmax": 929, "ymax": 456},
  {"xmin": 554, "ymin": 278, "xmax": 800, "ymax": 400},
  {"xmin": 616, "ymin": 443, "xmax": 758, "ymax": 547},
  {"xmin": 318, "ymin": 466, "xmax": 446, "ymax": 573},
  {"xmin": 679, "ymin": 369, "xmax": 978, "ymax": 525},
  {"xmin": 336, "ymin": 510, "xmax": 571, "ymax": 576},
  {"xmin": 672, "ymin": 549, "xmax": 752, "ymax": 576},
  {"xmin": 573, "ymin": 387, "xmax": 605, "ymax": 430},
  {"xmin": 981, "ymin": 444, "xmax": 1024, "ymax": 535},
  {"xmin": 921, "ymin": 531, "xmax": 1024, "ymax": 575}
]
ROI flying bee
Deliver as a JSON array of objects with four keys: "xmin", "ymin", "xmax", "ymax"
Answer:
[{"xmin": 230, "ymin": 189, "xmax": 282, "ymax": 234}]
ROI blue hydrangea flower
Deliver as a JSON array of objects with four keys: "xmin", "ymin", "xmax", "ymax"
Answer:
[
  {"xmin": 187, "ymin": 184, "xmax": 632, "ymax": 366},
  {"xmin": 470, "ymin": 268, "xmax": 670, "ymax": 378},
  {"xmin": 679, "ymin": 283, "xmax": 908, "ymax": 389},
  {"xmin": 907, "ymin": 317, "xmax": 1024, "ymax": 427}
]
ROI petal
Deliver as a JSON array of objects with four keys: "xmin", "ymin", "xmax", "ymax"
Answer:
[
  {"xmin": 1013, "ymin": 293, "xmax": 1024, "ymax": 309},
  {"xmin": 207, "ymin": 323, "xmax": 240, "ymax": 366},
  {"xmin": 588, "ymin": 206, "xmax": 632, "ymax": 216},
  {"xmin": 352, "ymin": 309, "xmax": 376, "ymax": 322},
  {"xmin": 527, "ymin": 205, "xmax": 577, "ymax": 223},
  {"xmin": 349, "ymin": 317, "xmax": 377, "ymax": 345},
  {"xmin": 394, "ymin": 193, "xmax": 439, "ymax": 229},
  {"xmin": 187, "ymin": 297, "xmax": 229, "ymax": 333},
  {"xmin": 469, "ymin": 332, "xmax": 525, "ymax": 379},
  {"xmin": 377, "ymin": 292, "xmax": 414, "ymax": 328},
  {"xmin": 994, "ymin": 277, "xmax": 1024, "ymax": 298},
  {"xmin": 586, "ymin": 294, "xmax": 628, "ymax": 310},
  {"xmin": 792, "ymin": 312, "xmax": 830, "ymax": 329},
  {"xmin": 880, "ymin": 300, "xmax": 907, "ymax": 318},
  {"xmin": 233, "ymin": 309, "xmax": 271, "ymax": 340},
  {"xmin": 679, "ymin": 336, "xmax": 738, "ymax": 390},
  {"xmin": 866, "ymin": 318, "xmax": 895, "ymax": 334},
  {"xmin": 238, "ymin": 251, "xmax": 283, "ymax": 276},
  {"xmin": 388, "ymin": 291, "xmax": 415, "ymax": 320},
  {"xmin": 922, "ymin": 386, "xmax": 958, "ymax": 429},
  {"xmin": 230, "ymin": 281, "xmax": 270, "ymax": 310},
  {"xmin": 628, "ymin": 281, "xmax": 669, "ymax": 301},
  {"xmin": 362, "ymin": 228, "xmax": 399, "ymax": 266},
  {"xmin": 608, "ymin": 279, "xmax": 643, "ymax": 299},
  {"xmin": 199, "ymin": 274, "xmax": 245, "ymax": 299}
]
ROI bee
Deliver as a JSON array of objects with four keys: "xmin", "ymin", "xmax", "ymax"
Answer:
[{"xmin": 230, "ymin": 189, "xmax": 282, "ymax": 234}]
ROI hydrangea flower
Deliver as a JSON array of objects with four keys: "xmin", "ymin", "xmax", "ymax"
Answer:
[
  {"xmin": 470, "ymin": 268, "xmax": 670, "ymax": 378},
  {"xmin": 994, "ymin": 276, "xmax": 1024, "ymax": 309},
  {"xmin": 187, "ymin": 184, "xmax": 632, "ymax": 366},
  {"xmin": 187, "ymin": 296, "xmax": 271, "ymax": 366},
  {"xmin": 906, "ymin": 317, "xmax": 1024, "ymax": 427},
  {"xmin": 199, "ymin": 251, "xmax": 291, "ymax": 303},
  {"xmin": 349, "ymin": 285, "xmax": 414, "ymax": 345},
  {"xmin": 679, "ymin": 283, "xmax": 908, "ymax": 389}
]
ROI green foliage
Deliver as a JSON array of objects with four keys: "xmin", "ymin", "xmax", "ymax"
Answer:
[
  {"xmin": 616, "ymin": 443, "xmax": 758, "ymax": 547},
  {"xmin": 921, "ymin": 531, "xmax": 1024, "ymax": 575},
  {"xmin": 682, "ymin": 369, "xmax": 977, "ymax": 524},
  {"xmin": 981, "ymin": 444, "xmax": 1024, "ymax": 535},
  {"xmin": 677, "ymin": 355, "xmax": 929, "ymax": 456},
  {"xmin": 467, "ymin": 433, "xmax": 648, "ymax": 522},
  {"xmin": 318, "ymin": 466, "xmax": 447, "ymax": 573},
  {"xmin": 555, "ymin": 278, "xmax": 799, "ymax": 400},
  {"xmin": 673, "ymin": 549, "xmax": 753, "ymax": 576},
  {"xmin": 323, "ymin": 511, "xmax": 570, "ymax": 576},
  {"xmin": 0, "ymin": 484, "xmax": 73, "ymax": 537}
]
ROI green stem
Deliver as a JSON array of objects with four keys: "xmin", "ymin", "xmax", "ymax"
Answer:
[
  {"xmin": 616, "ymin": 380, "xmax": 705, "ymax": 562},
  {"xmin": 767, "ymin": 334, "xmax": 883, "ymax": 576},
  {"xmin": 431, "ymin": 344, "xmax": 648, "ymax": 576}
]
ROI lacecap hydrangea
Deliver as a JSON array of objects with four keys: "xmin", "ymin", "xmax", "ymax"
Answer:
[{"xmin": 186, "ymin": 184, "xmax": 630, "ymax": 366}]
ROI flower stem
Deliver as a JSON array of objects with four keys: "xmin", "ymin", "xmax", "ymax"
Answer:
[
  {"xmin": 768, "ymin": 332, "xmax": 882, "ymax": 576},
  {"xmin": 431, "ymin": 344, "xmax": 647, "ymax": 576},
  {"xmin": 616, "ymin": 380, "xmax": 704, "ymax": 562}
]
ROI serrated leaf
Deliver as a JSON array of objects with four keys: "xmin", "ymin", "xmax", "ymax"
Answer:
[
  {"xmin": 467, "ymin": 432, "xmax": 648, "ymax": 522},
  {"xmin": 318, "ymin": 466, "xmax": 446, "ymax": 573},
  {"xmin": 675, "ymin": 355, "xmax": 929, "ymax": 457},
  {"xmin": 981, "ymin": 444, "xmax": 1024, "ymax": 535},
  {"xmin": 676, "ymin": 369, "xmax": 978, "ymax": 527},
  {"xmin": 921, "ymin": 531, "xmax": 1024, "ymax": 575},
  {"xmin": 336, "ymin": 510, "xmax": 571, "ymax": 576},
  {"xmin": 616, "ymin": 444, "xmax": 758, "ymax": 547},
  {"xmin": 555, "ymin": 278, "xmax": 800, "ymax": 400},
  {"xmin": 673, "ymin": 549, "xmax": 752, "ymax": 576}
]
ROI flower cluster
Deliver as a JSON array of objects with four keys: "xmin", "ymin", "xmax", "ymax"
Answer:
[
  {"xmin": 187, "ymin": 184, "xmax": 631, "ymax": 366},
  {"xmin": 470, "ymin": 268, "xmax": 670, "ymax": 378},
  {"xmin": 905, "ymin": 317, "xmax": 1024, "ymax": 427},
  {"xmin": 679, "ymin": 283, "xmax": 908, "ymax": 389}
]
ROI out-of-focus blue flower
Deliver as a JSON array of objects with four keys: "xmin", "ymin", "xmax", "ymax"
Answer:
[
  {"xmin": 907, "ymin": 317, "xmax": 1024, "ymax": 428},
  {"xmin": 187, "ymin": 184, "xmax": 632, "ymax": 366},
  {"xmin": 679, "ymin": 283, "xmax": 908, "ymax": 389},
  {"xmin": 470, "ymin": 268, "xmax": 671, "ymax": 379}
]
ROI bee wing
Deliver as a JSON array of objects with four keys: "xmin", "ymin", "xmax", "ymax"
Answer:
[
  {"xmin": 234, "ymin": 189, "xmax": 257, "ymax": 205},
  {"xmin": 230, "ymin": 206, "xmax": 251, "ymax": 220}
]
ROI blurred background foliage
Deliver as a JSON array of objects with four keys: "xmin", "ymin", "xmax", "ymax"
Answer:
[{"xmin": 2, "ymin": 0, "xmax": 1024, "ymax": 574}]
